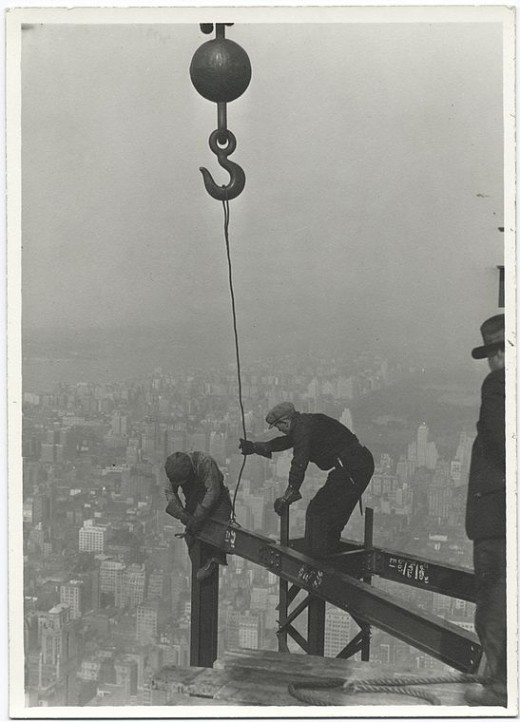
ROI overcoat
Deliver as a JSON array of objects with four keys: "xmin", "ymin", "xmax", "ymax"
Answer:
[{"xmin": 465, "ymin": 368, "xmax": 506, "ymax": 540}]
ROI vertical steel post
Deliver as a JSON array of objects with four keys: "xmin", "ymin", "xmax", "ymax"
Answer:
[
  {"xmin": 497, "ymin": 265, "xmax": 504, "ymax": 308},
  {"xmin": 189, "ymin": 541, "xmax": 219, "ymax": 667},
  {"xmin": 307, "ymin": 596, "xmax": 326, "ymax": 656},
  {"xmin": 277, "ymin": 508, "xmax": 290, "ymax": 652},
  {"xmin": 361, "ymin": 507, "xmax": 374, "ymax": 661}
]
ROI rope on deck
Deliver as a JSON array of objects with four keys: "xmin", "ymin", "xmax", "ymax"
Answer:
[{"xmin": 288, "ymin": 673, "xmax": 488, "ymax": 706}]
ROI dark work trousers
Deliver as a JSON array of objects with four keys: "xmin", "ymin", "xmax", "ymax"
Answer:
[
  {"xmin": 305, "ymin": 446, "xmax": 374, "ymax": 557},
  {"xmin": 184, "ymin": 486, "xmax": 232, "ymax": 566},
  {"xmin": 473, "ymin": 536, "xmax": 507, "ymax": 702}
]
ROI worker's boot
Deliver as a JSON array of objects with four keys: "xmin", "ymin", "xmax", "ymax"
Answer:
[
  {"xmin": 196, "ymin": 555, "xmax": 227, "ymax": 582},
  {"xmin": 464, "ymin": 685, "xmax": 507, "ymax": 707}
]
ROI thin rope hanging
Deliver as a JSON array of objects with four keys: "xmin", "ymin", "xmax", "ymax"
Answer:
[
  {"xmin": 190, "ymin": 23, "xmax": 252, "ymax": 523},
  {"xmin": 222, "ymin": 197, "xmax": 247, "ymax": 523}
]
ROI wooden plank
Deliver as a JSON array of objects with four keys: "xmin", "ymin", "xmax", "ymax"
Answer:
[{"xmin": 153, "ymin": 656, "xmax": 477, "ymax": 707}]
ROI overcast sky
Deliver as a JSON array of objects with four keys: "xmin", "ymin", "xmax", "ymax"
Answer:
[{"xmin": 21, "ymin": 14, "xmax": 507, "ymax": 365}]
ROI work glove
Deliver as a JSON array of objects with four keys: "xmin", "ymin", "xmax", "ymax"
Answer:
[
  {"xmin": 187, "ymin": 505, "xmax": 211, "ymax": 535},
  {"xmin": 239, "ymin": 439, "xmax": 256, "ymax": 455},
  {"xmin": 274, "ymin": 486, "xmax": 302, "ymax": 516},
  {"xmin": 164, "ymin": 489, "xmax": 190, "ymax": 525},
  {"xmin": 239, "ymin": 439, "xmax": 273, "ymax": 459},
  {"xmin": 186, "ymin": 516, "xmax": 204, "ymax": 534}
]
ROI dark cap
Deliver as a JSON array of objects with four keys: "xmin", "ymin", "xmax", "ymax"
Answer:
[
  {"xmin": 165, "ymin": 452, "xmax": 194, "ymax": 486},
  {"xmin": 265, "ymin": 401, "xmax": 295, "ymax": 428},
  {"xmin": 471, "ymin": 314, "xmax": 505, "ymax": 359}
]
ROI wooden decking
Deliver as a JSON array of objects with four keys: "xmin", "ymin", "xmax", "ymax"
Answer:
[{"xmin": 150, "ymin": 649, "xmax": 480, "ymax": 707}]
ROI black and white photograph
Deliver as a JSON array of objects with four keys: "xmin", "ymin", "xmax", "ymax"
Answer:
[{"xmin": 6, "ymin": 5, "xmax": 517, "ymax": 718}]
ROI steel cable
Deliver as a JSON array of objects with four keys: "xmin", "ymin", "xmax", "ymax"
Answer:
[{"xmin": 222, "ymin": 197, "xmax": 247, "ymax": 524}]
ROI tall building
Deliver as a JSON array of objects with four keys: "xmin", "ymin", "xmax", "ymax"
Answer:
[
  {"xmin": 416, "ymin": 423, "xmax": 429, "ymax": 468},
  {"xmin": 238, "ymin": 612, "xmax": 262, "ymax": 650},
  {"xmin": 100, "ymin": 560, "xmax": 126, "ymax": 604},
  {"xmin": 32, "ymin": 490, "xmax": 51, "ymax": 525},
  {"xmin": 78, "ymin": 521, "xmax": 107, "ymax": 553},
  {"xmin": 59, "ymin": 581, "xmax": 85, "ymax": 620},
  {"xmin": 136, "ymin": 603, "xmax": 159, "ymax": 644},
  {"xmin": 428, "ymin": 486, "xmax": 453, "ymax": 520},
  {"xmin": 36, "ymin": 603, "xmax": 79, "ymax": 704},
  {"xmin": 118, "ymin": 564, "xmax": 147, "ymax": 608},
  {"xmin": 38, "ymin": 603, "xmax": 71, "ymax": 638},
  {"xmin": 115, "ymin": 657, "xmax": 138, "ymax": 697},
  {"xmin": 324, "ymin": 606, "xmax": 352, "ymax": 657},
  {"xmin": 147, "ymin": 569, "xmax": 166, "ymax": 602},
  {"xmin": 410, "ymin": 423, "xmax": 438, "ymax": 471}
]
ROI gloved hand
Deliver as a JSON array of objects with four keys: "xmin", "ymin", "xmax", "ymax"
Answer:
[
  {"xmin": 274, "ymin": 486, "xmax": 302, "ymax": 516},
  {"xmin": 165, "ymin": 490, "xmax": 190, "ymax": 525},
  {"xmin": 239, "ymin": 438, "xmax": 256, "ymax": 455},
  {"xmin": 186, "ymin": 516, "xmax": 204, "ymax": 534}
]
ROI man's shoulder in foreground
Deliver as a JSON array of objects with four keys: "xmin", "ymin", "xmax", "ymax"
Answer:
[{"xmin": 482, "ymin": 367, "xmax": 505, "ymax": 392}]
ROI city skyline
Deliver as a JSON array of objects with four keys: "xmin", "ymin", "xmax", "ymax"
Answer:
[{"xmin": 20, "ymin": 350, "xmax": 483, "ymax": 706}]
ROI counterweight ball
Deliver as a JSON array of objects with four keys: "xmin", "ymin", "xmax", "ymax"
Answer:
[{"xmin": 190, "ymin": 38, "xmax": 252, "ymax": 103}]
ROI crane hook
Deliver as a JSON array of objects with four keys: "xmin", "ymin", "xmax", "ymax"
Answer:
[{"xmin": 199, "ymin": 129, "xmax": 246, "ymax": 201}]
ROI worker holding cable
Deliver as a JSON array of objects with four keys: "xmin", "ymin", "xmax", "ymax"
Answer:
[
  {"xmin": 164, "ymin": 451, "xmax": 232, "ymax": 581},
  {"xmin": 239, "ymin": 402, "xmax": 374, "ymax": 557}
]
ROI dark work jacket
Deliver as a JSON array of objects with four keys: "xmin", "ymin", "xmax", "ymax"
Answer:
[
  {"xmin": 466, "ymin": 368, "xmax": 506, "ymax": 541},
  {"xmin": 166, "ymin": 452, "xmax": 231, "ymax": 547},
  {"xmin": 263, "ymin": 412, "xmax": 361, "ymax": 491}
]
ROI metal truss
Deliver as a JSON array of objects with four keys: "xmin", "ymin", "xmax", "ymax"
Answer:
[{"xmin": 191, "ymin": 509, "xmax": 481, "ymax": 673}]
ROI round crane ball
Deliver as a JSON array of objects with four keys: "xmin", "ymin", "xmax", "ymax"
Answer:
[{"xmin": 190, "ymin": 38, "xmax": 252, "ymax": 103}]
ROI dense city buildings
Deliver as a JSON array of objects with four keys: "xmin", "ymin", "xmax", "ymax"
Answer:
[{"xmin": 22, "ymin": 352, "xmax": 479, "ymax": 706}]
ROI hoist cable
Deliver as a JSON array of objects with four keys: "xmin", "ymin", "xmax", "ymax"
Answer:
[{"xmin": 222, "ymin": 197, "xmax": 247, "ymax": 523}]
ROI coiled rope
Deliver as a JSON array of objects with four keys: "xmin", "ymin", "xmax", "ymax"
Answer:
[
  {"xmin": 222, "ymin": 197, "xmax": 247, "ymax": 524},
  {"xmin": 288, "ymin": 673, "xmax": 488, "ymax": 706}
]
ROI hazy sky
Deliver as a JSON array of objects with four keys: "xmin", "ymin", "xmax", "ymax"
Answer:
[{"xmin": 21, "ymin": 13, "xmax": 507, "ymax": 364}]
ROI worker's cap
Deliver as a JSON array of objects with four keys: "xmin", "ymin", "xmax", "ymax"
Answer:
[
  {"xmin": 471, "ymin": 314, "xmax": 505, "ymax": 359},
  {"xmin": 164, "ymin": 452, "xmax": 194, "ymax": 487},
  {"xmin": 265, "ymin": 401, "xmax": 295, "ymax": 429}
]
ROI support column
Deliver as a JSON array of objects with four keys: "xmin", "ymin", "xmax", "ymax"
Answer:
[
  {"xmin": 277, "ymin": 508, "xmax": 290, "ymax": 652},
  {"xmin": 190, "ymin": 541, "xmax": 219, "ymax": 667},
  {"xmin": 361, "ymin": 507, "xmax": 374, "ymax": 661},
  {"xmin": 307, "ymin": 595, "xmax": 326, "ymax": 656}
]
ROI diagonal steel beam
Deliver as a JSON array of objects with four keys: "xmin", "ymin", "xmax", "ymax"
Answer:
[
  {"xmin": 282, "ymin": 596, "xmax": 310, "ymax": 628},
  {"xmin": 284, "ymin": 623, "xmax": 309, "ymax": 653},
  {"xmin": 197, "ymin": 519, "xmax": 481, "ymax": 672},
  {"xmin": 337, "ymin": 629, "xmax": 366, "ymax": 660}
]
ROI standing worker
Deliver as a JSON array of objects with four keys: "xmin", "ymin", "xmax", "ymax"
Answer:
[
  {"xmin": 239, "ymin": 402, "xmax": 374, "ymax": 557},
  {"xmin": 465, "ymin": 314, "xmax": 507, "ymax": 707},
  {"xmin": 164, "ymin": 451, "xmax": 232, "ymax": 581}
]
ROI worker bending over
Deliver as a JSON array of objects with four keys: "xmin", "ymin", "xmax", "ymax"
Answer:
[
  {"xmin": 240, "ymin": 402, "xmax": 374, "ymax": 557},
  {"xmin": 164, "ymin": 451, "xmax": 232, "ymax": 581}
]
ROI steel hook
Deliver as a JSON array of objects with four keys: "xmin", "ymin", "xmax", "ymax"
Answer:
[{"xmin": 199, "ymin": 129, "xmax": 246, "ymax": 201}]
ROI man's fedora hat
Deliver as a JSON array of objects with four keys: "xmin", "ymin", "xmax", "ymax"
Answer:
[
  {"xmin": 266, "ymin": 401, "xmax": 295, "ymax": 428},
  {"xmin": 471, "ymin": 314, "xmax": 505, "ymax": 359}
]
